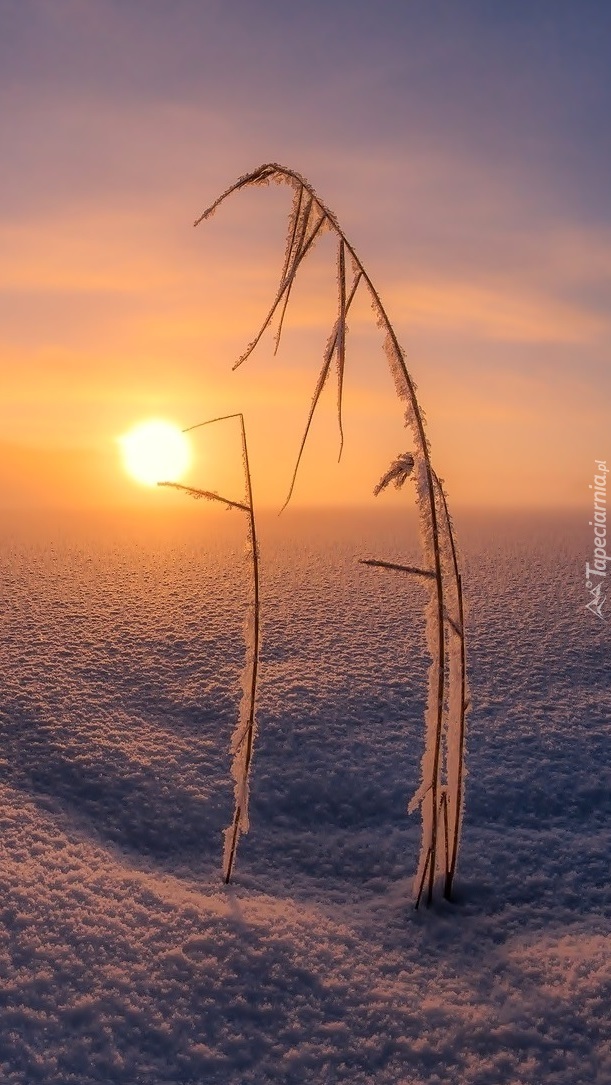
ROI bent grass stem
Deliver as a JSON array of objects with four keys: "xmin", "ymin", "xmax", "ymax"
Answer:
[{"xmin": 192, "ymin": 164, "xmax": 468, "ymax": 906}]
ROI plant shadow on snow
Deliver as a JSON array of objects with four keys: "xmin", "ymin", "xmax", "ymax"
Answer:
[
  {"xmin": 236, "ymin": 670, "xmax": 427, "ymax": 894},
  {"xmin": 0, "ymin": 698, "xmax": 235, "ymax": 868}
]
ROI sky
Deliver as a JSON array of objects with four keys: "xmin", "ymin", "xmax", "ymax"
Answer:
[{"xmin": 1, "ymin": 0, "xmax": 610, "ymax": 509}]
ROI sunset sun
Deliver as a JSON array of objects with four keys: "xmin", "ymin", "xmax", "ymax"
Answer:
[{"xmin": 119, "ymin": 419, "xmax": 191, "ymax": 487}]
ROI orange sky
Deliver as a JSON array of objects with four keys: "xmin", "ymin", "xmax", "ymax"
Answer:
[{"xmin": 1, "ymin": 3, "xmax": 609, "ymax": 511}]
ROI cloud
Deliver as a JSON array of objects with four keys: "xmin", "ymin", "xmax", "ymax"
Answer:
[{"xmin": 387, "ymin": 276, "xmax": 608, "ymax": 345}]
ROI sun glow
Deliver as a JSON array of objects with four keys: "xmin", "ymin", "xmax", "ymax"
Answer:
[{"xmin": 119, "ymin": 419, "xmax": 191, "ymax": 487}]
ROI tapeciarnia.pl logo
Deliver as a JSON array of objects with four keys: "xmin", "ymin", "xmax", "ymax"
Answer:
[{"xmin": 585, "ymin": 459, "xmax": 608, "ymax": 620}]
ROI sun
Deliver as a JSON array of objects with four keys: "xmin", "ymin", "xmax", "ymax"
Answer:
[{"xmin": 119, "ymin": 419, "xmax": 191, "ymax": 487}]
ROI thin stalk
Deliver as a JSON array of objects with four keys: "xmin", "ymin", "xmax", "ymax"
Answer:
[
  {"xmin": 274, "ymin": 187, "xmax": 308, "ymax": 355},
  {"xmin": 441, "ymin": 790, "xmax": 450, "ymax": 884},
  {"xmin": 248, "ymin": 173, "xmax": 446, "ymax": 907},
  {"xmin": 157, "ymin": 482, "xmax": 248, "ymax": 513},
  {"xmin": 160, "ymin": 412, "xmax": 260, "ymax": 886},
  {"xmin": 432, "ymin": 475, "xmax": 467, "ymax": 901},
  {"xmin": 415, "ymin": 846, "xmax": 432, "ymax": 910},
  {"xmin": 280, "ymin": 269, "xmax": 362, "ymax": 512},
  {"xmin": 277, "ymin": 184, "xmax": 305, "ymax": 302},
  {"xmin": 336, "ymin": 238, "xmax": 346, "ymax": 460},
  {"xmin": 233, "ymin": 207, "xmax": 326, "ymax": 372},
  {"xmin": 359, "ymin": 559, "xmax": 435, "ymax": 579},
  {"xmin": 446, "ymin": 572, "xmax": 466, "ymax": 899},
  {"xmin": 224, "ymin": 414, "xmax": 260, "ymax": 884}
]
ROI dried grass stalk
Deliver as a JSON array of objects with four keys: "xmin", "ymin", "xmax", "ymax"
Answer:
[
  {"xmin": 160, "ymin": 412, "xmax": 260, "ymax": 885},
  {"xmin": 193, "ymin": 164, "xmax": 468, "ymax": 906}
]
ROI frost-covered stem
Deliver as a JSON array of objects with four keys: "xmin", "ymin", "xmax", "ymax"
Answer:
[
  {"xmin": 168, "ymin": 412, "xmax": 261, "ymax": 885},
  {"xmin": 283, "ymin": 179, "xmax": 447, "ymax": 906},
  {"xmin": 369, "ymin": 321, "xmax": 445, "ymax": 910},
  {"xmin": 441, "ymin": 790, "xmax": 449, "ymax": 883},
  {"xmin": 359, "ymin": 559, "xmax": 435, "ymax": 578},
  {"xmin": 223, "ymin": 414, "xmax": 260, "ymax": 884},
  {"xmin": 446, "ymin": 571, "xmax": 466, "ymax": 899},
  {"xmin": 157, "ymin": 481, "xmax": 249, "ymax": 514},
  {"xmin": 415, "ymin": 847, "xmax": 432, "ymax": 910},
  {"xmin": 432, "ymin": 475, "xmax": 467, "ymax": 901},
  {"xmin": 258, "ymin": 173, "xmax": 446, "ymax": 907}
]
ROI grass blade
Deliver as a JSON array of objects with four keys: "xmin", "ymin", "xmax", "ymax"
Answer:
[
  {"xmin": 233, "ymin": 206, "xmax": 326, "ymax": 371},
  {"xmin": 359, "ymin": 558, "xmax": 435, "ymax": 578},
  {"xmin": 280, "ymin": 269, "xmax": 362, "ymax": 510},
  {"xmin": 157, "ymin": 481, "xmax": 249, "ymax": 512},
  {"xmin": 194, "ymin": 164, "xmax": 278, "ymax": 226},
  {"xmin": 336, "ymin": 238, "xmax": 347, "ymax": 461},
  {"xmin": 273, "ymin": 187, "xmax": 308, "ymax": 355}
]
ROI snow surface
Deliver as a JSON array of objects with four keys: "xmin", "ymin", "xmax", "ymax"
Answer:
[{"xmin": 0, "ymin": 508, "xmax": 608, "ymax": 1084}]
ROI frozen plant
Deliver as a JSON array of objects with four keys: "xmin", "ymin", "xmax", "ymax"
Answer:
[
  {"xmin": 194, "ymin": 164, "xmax": 469, "ymax": 906},
  {"xmin": 159, "ymin": 412, "xmax": 260, "ymax": 885}
]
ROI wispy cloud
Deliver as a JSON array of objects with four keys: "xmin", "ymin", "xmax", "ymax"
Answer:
[{"xmin": 388, "ymin": 276, "xmax": 608, "ymax": 345}]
